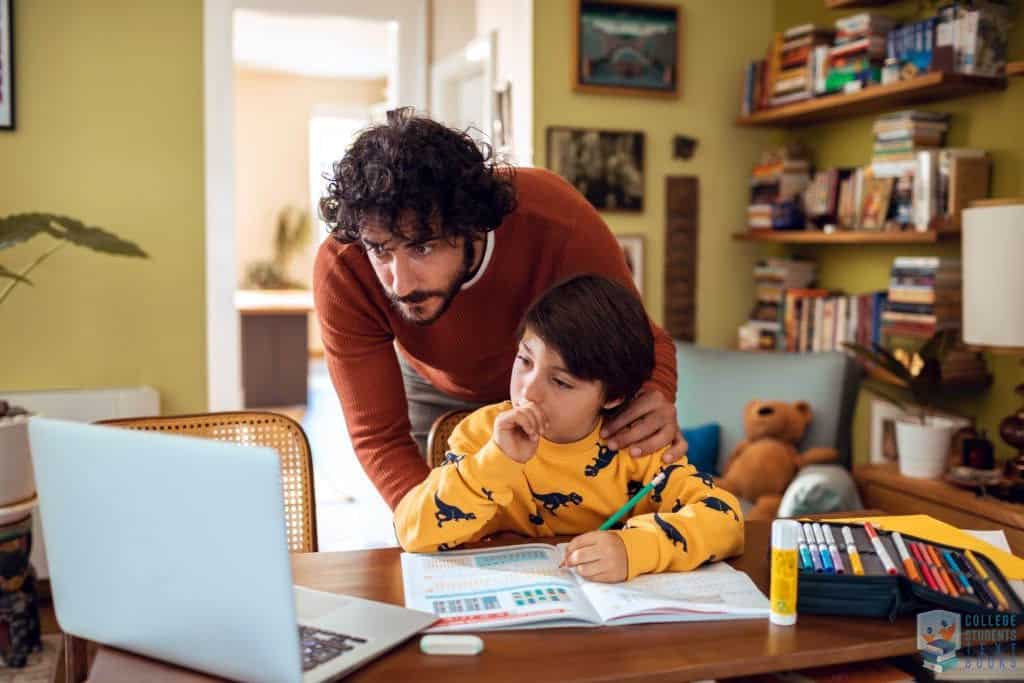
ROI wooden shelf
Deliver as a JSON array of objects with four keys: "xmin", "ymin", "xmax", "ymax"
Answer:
[
  {"xmin": 825, "ymin": 0, "xmax": 895, "ymax": 7},
  {"xmin": 1008, "ymin": 61, "xmax": 1024, "ymax": 78},
  {"xmin": 733, "ymin": 230, "xmax": 958, "ymax": 244},
  {"xmin": 736, "ymin": 72, "xmax": 1006, "ymax": 127}
]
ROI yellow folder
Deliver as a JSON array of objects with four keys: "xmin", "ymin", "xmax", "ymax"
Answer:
[{"xmin": 802, "ymin": 514, "xmax": 1024, "ymax": 580}]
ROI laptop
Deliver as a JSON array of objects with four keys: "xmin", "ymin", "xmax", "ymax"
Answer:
[{"xmin": 28, "ymin": 417, "xmax": 436, "ymax": 683}]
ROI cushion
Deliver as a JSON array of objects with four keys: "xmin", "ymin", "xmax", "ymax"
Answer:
[
  {"xmin": 681, "ymin": 422, "xmax": 720, "ymax": 475},
  {"xmin": 776, "ymin": 464, "xmax": 864, "ymax": 517}
]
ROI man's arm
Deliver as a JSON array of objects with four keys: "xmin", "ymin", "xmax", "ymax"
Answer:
[{"xmin": 313, "ymin": 245, "xmax": 429, "ymax": 510}]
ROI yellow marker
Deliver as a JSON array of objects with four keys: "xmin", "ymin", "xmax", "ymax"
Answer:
[
  {"xmin": 841, "ymin": 526, "xmax": 864, "ymax": 575},
  {"xmin": 965, "ymin": 549, "xmax": 1010, "ymax": 611}
]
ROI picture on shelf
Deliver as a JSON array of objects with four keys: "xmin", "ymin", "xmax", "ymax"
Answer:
[
  {"xmin": 860, "ymin": 176, "xmax": 894, "ymax": 230},
  {"xmin": 574, "ymin": 1, "xmax": 681, "ymax": 97},
  {"xmin": 614, "ymin": 234, "xmax": 644, "ymax": 296},
  {"xmin": 546, "ymin": 126, "xmax": 644, "ymax": 211},
  {"xmin": 870, "ymin": 398, "xmax": 906, "ymax": 465},
  {"xmin": 0, "ymin": 0, "xmax": 13, "ymax": 130}
]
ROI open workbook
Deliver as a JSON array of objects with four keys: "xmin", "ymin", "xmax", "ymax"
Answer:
[{"xmin": 401, "ymin": 543, "xmax": 769, "ymax": 632}]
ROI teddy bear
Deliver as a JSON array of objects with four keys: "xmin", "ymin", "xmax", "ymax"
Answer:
[{"xmin": 715, "ymin": 400, "xmax": 839, "ymax": 522}]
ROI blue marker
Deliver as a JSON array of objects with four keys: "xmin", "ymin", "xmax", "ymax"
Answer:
[
  {"xmin": 796, "ymin": 524, "xmax": 814, "ymax": 571},
  {"xmin": 943, "ymin": 549, "xmax": 974, "ymax": 594},
  {"xmin": 803, "ymin": 523, "xmax": 823, "ymax": 573},
  {"xmin": 812, "ymin": 523, "xmax": 834, "ymax": 574}
]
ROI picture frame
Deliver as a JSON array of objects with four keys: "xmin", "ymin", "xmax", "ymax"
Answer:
[
  {"xmin": 859, "ymin": 176, "xmax": 894, "ymax": 231},
  {"xmin": 615, "ymin": 234, "xmax": 645, "ymax": 296},
  {"xmin": 546, "ymin": 126, "xmax": 644, "ymax": 212},
  {"xmin": 0, "ymin": 0, "xmax": 13, "ymax": 130},
  {"xmin": 573, "ymin": 1, "xmax": 682, "ymax": 98},
  {"xmin": 869, "ymin": 398, "xmax": 906, "ymax": 465}
]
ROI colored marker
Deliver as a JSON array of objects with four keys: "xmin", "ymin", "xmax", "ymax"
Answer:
[
  {"xmin": 812, "ymin": 523, "xmax": 834, "ymax": 574},
  {"xmin": 802, "ymin": 523, "xmax": 823, "ymax": 573},
  {"xmin": 823, "ymin": 525, "xmax": 845, "ymax": 574},
  {"xmin": 958, "ymin": 553, "xmax": 997, "ymax": 609},
  {"xmin": 964, "ymin": 549, "xmax": 1010, "ymax": 611},
  {"xmin": 841, "ymin": 526, "xmax": 864, "ymax": 575},
  {"xmin": 796, "ymin": 524, "xmax": 814, "ymax": 571},
  {"xmin": 864, "ymin": 522, "xmax": 897, "ymax": 575},
  {"xmin": 911, "ymin": 542, "xmax": 943, "ymax": 594},
  {"xmin": 942, "ymin": 549, "xmax": 974, "ymax": 595},
  {"xmin": 890, "ymin": 532, "xmax": 921, "ymax": 583}
]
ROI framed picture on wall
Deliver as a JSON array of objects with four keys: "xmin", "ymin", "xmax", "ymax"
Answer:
[
  {"xmin": 615, "ymin": 234, "xmax": 645, "ymax": 296},
  {"xmin": 573, "ymin": 1, "xmax": 682, "ymax": 98},
  {"xmin": 0, "ymin": 0, "xmax": 13, "ymax": 130},
  {"xmin": 546, "ymin": 126, "xmax": 644, "ymax": 211}
]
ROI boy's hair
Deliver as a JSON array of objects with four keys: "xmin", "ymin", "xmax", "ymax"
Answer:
[
  {"xmin": 319, "ymin": 107, "xmax": 517, "ymax": 244},
  {"xmin": 518, "ymin": 274, "xmax": 654, "ymax": 408}
]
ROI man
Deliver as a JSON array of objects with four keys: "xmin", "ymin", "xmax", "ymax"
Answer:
[{"xmin": 314, "ymin": 109, "xmax": 685, "ymax": 510}]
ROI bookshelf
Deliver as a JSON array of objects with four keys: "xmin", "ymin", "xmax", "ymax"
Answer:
[
  {"xmin": 1008, "ymin": 62, "xmax": 1024, "ymax": 78},
  {"xmin": 733, "ymin": 230, "xmax": 957, "ymax": 244},
  {"xmin": 736, "ymin": 72, "xmax": 1006, "ymax": 127}
]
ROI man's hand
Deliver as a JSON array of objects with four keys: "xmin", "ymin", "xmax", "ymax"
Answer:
[
  {"xmin": 600, "ymin": 388, "xmax": 687, "ymax": 463},
  {"xmin": 492, "ymin": 401, "xmax": 549, "ymax": 464},
  {"xmin": 561, "ymin": 531, "xmax": 628, "ymax": 583}
]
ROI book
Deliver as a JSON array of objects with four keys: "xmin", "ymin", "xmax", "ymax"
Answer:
[{"xmin": 401, "ymin": 543, "xmax": 770, "ymax": 632}]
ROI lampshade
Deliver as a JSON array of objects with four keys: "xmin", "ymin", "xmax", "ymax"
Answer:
[{"xmin": 962, "ymin": 199, "xmax": 1024, "ymax": 350}]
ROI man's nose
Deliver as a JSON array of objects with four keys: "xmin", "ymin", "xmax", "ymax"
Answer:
[{"xmin": 390, "ymin": 255, "xmax": 416, "ymax": 298}]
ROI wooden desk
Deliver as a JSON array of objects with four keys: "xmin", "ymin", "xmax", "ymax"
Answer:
[{"xmin": 83, "ymin": 519, "xmax": 930, "ymax": 683}]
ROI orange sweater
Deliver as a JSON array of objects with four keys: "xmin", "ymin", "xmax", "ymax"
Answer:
[{"xmin": 313, "ymin": 168, "xmax": 678, "ymax": 509}]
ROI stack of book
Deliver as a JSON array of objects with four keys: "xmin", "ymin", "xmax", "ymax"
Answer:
[
  {"xmin": 921, "ymin": 637, "xmax": 959, "ymax": 675},
  {"xmin": 871, "ymin": 111, "xmax": 950, "ymax": 179},
  {"xmin": 783, "ymin": 290, "xmax": 886, "ymax": 353},
  {"xmin": 739, "ymin": 258, "xmax": 816, "ymax": 351},
  {"xmin": 937, "ymin": 1, "xmax": 1011, "ymax": 77},
  {"xmin": 886, "ymin": 17, "xmax": 939, "ymax": 77},
  {"xmin": 882, "ymin": 257, "xmax": 961, "ymax": 339},
  {"xmin": 771, "ymin": 25, "xmax": 835, "ymax": 107},
  {"xmin": 826, "ymin": 13, "xmax": 896, "ymax": 93},
  {"xmin": 747, "ymin": 147, "xmax": 812, "ymax": 231}
]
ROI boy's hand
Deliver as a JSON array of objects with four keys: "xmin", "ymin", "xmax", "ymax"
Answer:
[
  {"xmin": 492, "ymin": 401, "xmax": 548, "ymax": 464},
  {"xmin": 601, "ymin": 388, "xmax": 688, "ymax": 463},
  {"xmin": 561, "ymin": 531, "xmax": 627, "ymax": 583}
]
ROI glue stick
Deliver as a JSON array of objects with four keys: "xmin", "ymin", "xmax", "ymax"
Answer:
[{"xmin": 770, "ymin": 520, "xmax": 800, "ymax": 626}]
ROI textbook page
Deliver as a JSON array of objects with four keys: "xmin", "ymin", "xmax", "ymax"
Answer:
[
  {"xmin": 401, "ymin": 543, "xmax": 602, "ymax": 632},
  {"xmin": 575, "ymin": 560, "xmax": 771, "ymax": 625}
]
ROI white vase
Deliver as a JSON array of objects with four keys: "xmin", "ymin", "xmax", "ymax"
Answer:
[
  {"xmin": 896, "ymin": 416, "xmax": 958, "ymax": 479},
  {"xmin": 0, "ymin": 416, "xmax": 35, "ymax": 508}
]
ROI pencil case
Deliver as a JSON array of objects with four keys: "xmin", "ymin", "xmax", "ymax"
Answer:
[{"xmin": 794, "ymin": 521, "xmax": 1024, "ymax": 621}]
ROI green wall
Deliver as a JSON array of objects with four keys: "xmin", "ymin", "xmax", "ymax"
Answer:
[
  {"xmin": 772, "ymin": 0, "xmax": 1024, "ymax": 463},
  {"xmin": 533, "ymin": 0, "xmax": 775, "ymax": 348},
  {"xmin": 0, "ymin": 1, "xmax": 207, "ymax": 413}
]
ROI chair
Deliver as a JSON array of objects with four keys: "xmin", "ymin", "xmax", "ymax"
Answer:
[
  {"xmin": 427, "ymin": 409, "xmax": 472, "ymax": 469},
  {"xmin": 58, "ymin": 411, "xmax": 318, "ymax": 683}
]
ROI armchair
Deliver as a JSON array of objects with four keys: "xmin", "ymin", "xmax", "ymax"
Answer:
[{"xmin": 674, "ymin": 343, "xmax": 864, "ymax": 517}]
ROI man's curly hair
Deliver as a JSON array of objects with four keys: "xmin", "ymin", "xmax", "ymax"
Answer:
[{"xmin": 319, "ymin": 108, "xmax": 518, "ymax": 244}]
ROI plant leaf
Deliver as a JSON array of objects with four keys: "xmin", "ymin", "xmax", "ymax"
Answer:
[
  {"xmin": 0, "ymin": 264, "xmax": 32, "ymax": 284},
  {"xmin": 44, "ymin": 215, "xmax": 149, "ymax": 257},
  {"xmin": 0, "ymin": 214, "xmax": 58, "ymax": 250},
  {"xmin": 919, "ymin": 329, "xmax": 957, "ymax": 361}
]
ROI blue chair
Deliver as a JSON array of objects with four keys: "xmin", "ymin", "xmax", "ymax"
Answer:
[{"xmin": 674, "ymin": 343, "xmax": 864, "ymax": 517}]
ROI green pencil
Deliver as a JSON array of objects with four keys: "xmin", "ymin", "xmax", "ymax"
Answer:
[{"xmin": 598, "ymin": 471, "xmax": 666, "ymax": 531}]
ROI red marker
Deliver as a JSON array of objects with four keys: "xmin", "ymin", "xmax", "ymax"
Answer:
[{"xmin": 863, "ymin": 522, "xmax": 897, "ymax": 575}]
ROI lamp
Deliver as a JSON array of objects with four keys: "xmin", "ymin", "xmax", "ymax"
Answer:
[{"xmin": 962, "ymin": 198, "xmax": 1024, "ymax": 481}]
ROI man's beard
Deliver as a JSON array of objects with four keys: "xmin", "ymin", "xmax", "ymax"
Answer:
[{"xmin": 388, "ymin": 238, "xmax": 476, "ymax": 326}]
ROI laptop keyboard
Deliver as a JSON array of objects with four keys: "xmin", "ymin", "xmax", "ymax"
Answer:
[{"xmin": 299, "ymin": 625, "xmax": 367, "ymax": 672}]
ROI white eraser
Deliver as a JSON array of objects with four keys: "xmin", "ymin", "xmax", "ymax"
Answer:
[{"xmin": 420, "ymin": 634, "xmax": 484, "ymax": 656}]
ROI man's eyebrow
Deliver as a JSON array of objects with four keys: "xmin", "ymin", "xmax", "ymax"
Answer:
[{"xmin": 360, "ymin": 237, "xmax": 393, "ymax": 250}]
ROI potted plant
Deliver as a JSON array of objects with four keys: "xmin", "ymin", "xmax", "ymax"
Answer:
[
  {"xmin": 843, "ymin": 330, "xmax": 977, "ymax": 479},
  {"xmin": 1, "ymin": 213, "xmax": 147, "ymax": 503}
]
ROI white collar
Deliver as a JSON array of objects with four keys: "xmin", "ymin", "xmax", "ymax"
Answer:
[{"xmin": 460, "ymin": 230, "xmax": 494, "ymax": 290}]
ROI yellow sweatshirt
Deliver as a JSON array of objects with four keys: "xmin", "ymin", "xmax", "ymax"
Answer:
[{"xmin": 394, "ymin": 402, "xmax": 745, "ymax": 579}]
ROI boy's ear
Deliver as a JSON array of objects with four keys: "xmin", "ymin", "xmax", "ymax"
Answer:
[{"xmin": 602, "ymin": 396, "xmax": 625, "ymax": 411}]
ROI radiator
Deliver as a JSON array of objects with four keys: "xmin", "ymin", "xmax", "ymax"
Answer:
[{"xmin": 1, "ymin": 386, "xmax": 161, "ymax": 579}]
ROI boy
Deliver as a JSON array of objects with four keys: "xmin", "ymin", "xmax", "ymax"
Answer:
[{"xmin": 394, "ymin": 275, "xmax": 744, "ymax": 582}]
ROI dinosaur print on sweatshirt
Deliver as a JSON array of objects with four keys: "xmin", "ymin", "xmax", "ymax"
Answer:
[
  {"xmin": 651, "ymin": 464, "xmax": 686, "ymax": 503},
  {"xmin": 434, "ymin": 492, "xmax": 477, "ymax": 527},
  {"xmin": 441, "ymin": 451, "xmax": 465, "ymax": 468},
  {"xmin": 531, "ymin": 489, "xmax": 583, "ymax": 516},
  {"xmin": 584, "ymin": 443, "xmax": 618, "ymax": 477},
  {"xmin": 701, "ymin": 496, "xmax": 739, "ymax": 521},
  {"xmin": 653, "ymin": 513, "xmax": 688, "ymax": 552}
]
